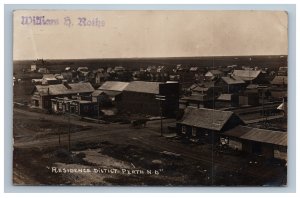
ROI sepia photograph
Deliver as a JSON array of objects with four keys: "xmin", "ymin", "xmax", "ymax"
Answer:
[{"xmin": 12, "ymin": 10, "xmax": 288, "ymax": 186}]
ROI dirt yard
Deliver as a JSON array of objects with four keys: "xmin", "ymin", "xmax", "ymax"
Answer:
[{"xmin": 13, "ymin": 107, "xmax": 287, "ymax": 186}]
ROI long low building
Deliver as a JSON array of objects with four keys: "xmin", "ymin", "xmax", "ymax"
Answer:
[{"xmin": 222, "ymin": 125, "xmax": 287, "ymax": 159}]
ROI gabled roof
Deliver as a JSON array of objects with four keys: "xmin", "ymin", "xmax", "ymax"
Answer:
[
  {"xmin": 277, "ymin": 101, "xmax": 287, "ymax": 112},
  {"xmin": 77, "ymin": 67, "xmax": 89, "ymax": 72},
  {"xmin": 246, "ymin": 84, "xmax": 267, "ymax": 90},
  {"xmin": 43, "ymin": 77, "xmax": 57, "ymax": 81},
  {"xmin": 98, "ymin": 81, "xmax": 129, "ymax": 92},
  {"xmin": 191, "ymin": 86, "xmax": 210, "ymax": 92},
  {"xmin": 92, "ymin": 90, "xmax": 105, "ymax": 97},
  {"xmin": 178, "ymin": 107, "xmax": 235, "ymax": 131},
  {"xmin": 35, "ymin": 85, "xmax": 50, "ymax": 96},
  {"xmin": 223, "ymin": 126, "xmax": 287, "ymax": 146},
  {"xmin": 221, "ymin": 76, "xmax": 245, "ymax": 85},
  {"xmin": 42, "ymin": 74, "xmax": 55, "ymax": 79},
  {"xmin": 205, "ymin": 70, "xmax": 223, "ymax": 76},
  {"xmin": 35, "ymin": 82, "xmax": 94, "ymax": 96},
  {"xmin": 92, "ymin": 89, "xmax": 121, "ymax": 97},
  {"xmin": 125, "ymin": 81, "xmax": 161, "ymax": 94},
  {"xmin": 232, "ymin": 70, "xmax": 261, "ymax": 81},
  {"xmin": 271, "ymin": 76, "xmax": 288, "ymax": 85},
  {"xmin": 218, "ymin": 94, "xmax": 232, "ymax": 101},
  {"xmin": 189, "ymin": 82, "xmax": 215, "ymax": 92},
  {"xmin": 190, "ymin": 67, "xmax": 199, "ymax": 72}
]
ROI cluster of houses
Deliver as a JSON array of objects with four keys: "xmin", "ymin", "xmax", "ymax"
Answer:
[{"xmin": 29, "ymin": 63, "xmax": 287, "ymax": 161}]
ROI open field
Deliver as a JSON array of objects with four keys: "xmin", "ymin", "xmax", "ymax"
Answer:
[{"xmin": 13, "ymin": 107, "xmax": 287, "ymax": 186}]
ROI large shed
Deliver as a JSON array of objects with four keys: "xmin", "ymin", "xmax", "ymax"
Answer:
[
  {"xmin": 222, "ymin": 126, "xmax": 287, "ymax": 159},
  {"xmin": 119, "ymin": 81, "xmax": 179, "ymax": 117}
]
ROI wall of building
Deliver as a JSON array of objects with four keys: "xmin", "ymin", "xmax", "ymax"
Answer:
[
  {"xmin": 274, "ymin": 146, "xmax": 287, "ymax": 161},
  {"xmin": 261, "ymin": 144, "xmax": 274, "ymax": 159},
  {"xmin": 119, "ymin": 91, "xmax": 161, "ymax": 116},
  {"xmin": 176, "ymin": 124, "xmax": 219, "ymax": 144},
  {"xmin": 51, "ymin": 99, "xmax": 98, "ymax": 117},
  {"xmin": 31, "ymin": 90, "xmax": 42, "ymax": 108}
]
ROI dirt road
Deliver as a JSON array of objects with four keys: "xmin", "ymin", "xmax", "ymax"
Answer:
[{"xmin": 13, "ymin": 107, "xmax": 286, "ymax": 186}]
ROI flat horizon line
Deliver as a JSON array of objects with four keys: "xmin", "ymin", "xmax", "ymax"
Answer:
[{"xmin": 13, "ymin": 54, "xmax": 288, "ymax": 62}]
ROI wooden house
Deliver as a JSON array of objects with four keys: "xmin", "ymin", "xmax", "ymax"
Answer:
[{"xmin": 177, "ymin": 107, "xmax": 244, "ymax": 143}]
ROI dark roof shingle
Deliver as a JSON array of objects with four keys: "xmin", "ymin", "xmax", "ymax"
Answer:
[
  {"xmin": 232, "ymin": 70, "xmax": 261, "ymax": 81},
  {"xmin": 99, "ymin": 81, "xmax": 129, "ymax": 92},
  {"xmin": 35, "ymin": 82, "xmax": 94, "ymax": 96},
  {"xmin": 223, "ymin": 126, "xmax": 287, "ymax": 146},
  {"xmin": 271, "ymin": 76, "xmax": 288, "ymax": 85},
  {"xmin": 178, "ymin": 107, "xmax": 234, "ymax": 131},
  {"xmin": 221, "ymin": 76, "xmax": 245, "ymax": 85}
]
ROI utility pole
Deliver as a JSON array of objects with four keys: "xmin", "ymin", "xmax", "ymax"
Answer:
[
  {"xmin": 260, "ymin": 87, "xmax": 268, "ymax": 127},
  {"xmin": 64, "ymin": 98, "xmax": 71, "ymax": 152},
  {"xmin": 59, "ymin": 131, "xmax": 61, "ymax": 146},
  {"xmin": 155, "ymin": 95, "xmax": 166, "ymax": 137},
  {"xmin": 97, "ymin": 96, "xmax": 100, "ymax": 124},
  {"xmin": 68, "ymin": 110, "xmax": 71, "ymax": 152}
]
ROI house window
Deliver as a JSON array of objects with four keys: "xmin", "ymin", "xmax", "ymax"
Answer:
[
  {"xmin": 192, "ymin": 127, "xmax": 197, "ymax": 137},
  {"xmin": 182, "ymin": 126, "xmax": 187, "ymax": 134},
  {"xmin": 58, "ymin": 102, "xmax": 62, "ymax": 109},
  {"xmin": 34, "ymin": 100, "xmax": 39, "ymax": 107}
]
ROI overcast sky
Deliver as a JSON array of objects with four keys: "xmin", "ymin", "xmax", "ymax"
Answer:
[{"xmin": 13, "ymin": 10, "xmax": 288, "ymax": 60}]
